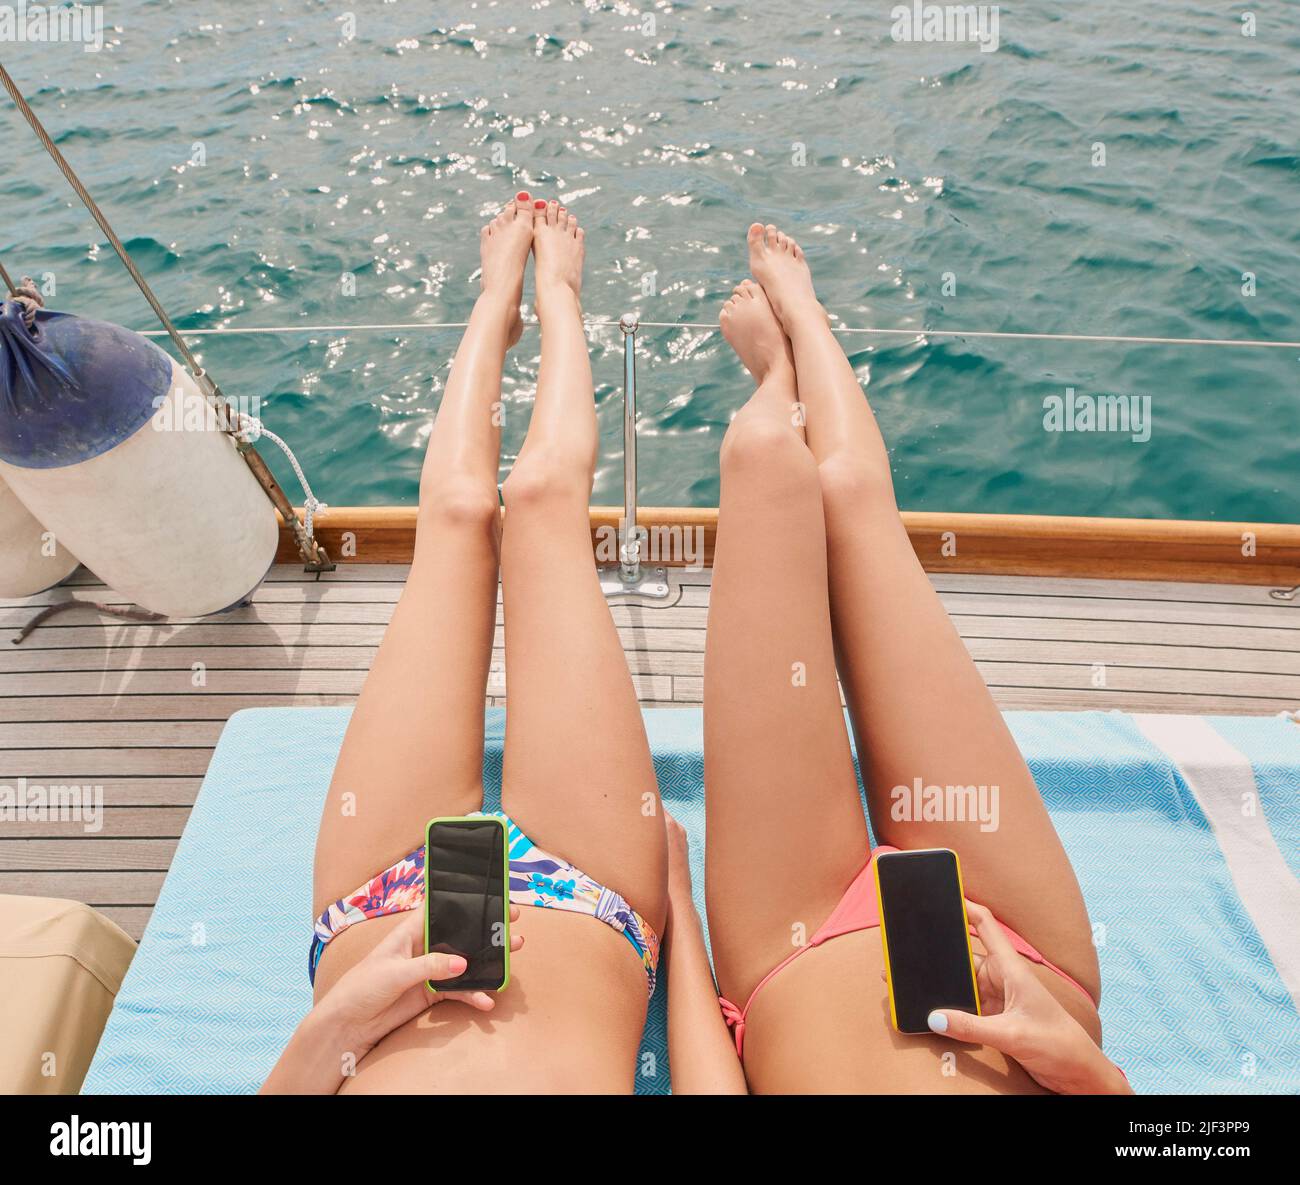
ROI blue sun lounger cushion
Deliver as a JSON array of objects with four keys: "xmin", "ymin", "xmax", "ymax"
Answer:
[{"xmin": 83, "ymin": 707, "xmax": 1300, "ymax": 1094}]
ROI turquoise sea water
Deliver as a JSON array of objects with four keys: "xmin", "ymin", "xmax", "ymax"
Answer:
[{"xmin": 3, "ymin": 1, "xmax": 1297, "ymax": 519}]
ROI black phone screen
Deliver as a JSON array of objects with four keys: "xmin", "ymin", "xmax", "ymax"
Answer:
[
  {"xmin": 425, "ymin": 818, "xmax": 507, "ymax": 992},
  {"xmin": 875, "ymin": 848, "xmax": 979, "ymax": 1033}
]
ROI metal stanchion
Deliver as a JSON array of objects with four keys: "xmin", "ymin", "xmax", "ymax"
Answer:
[{"xmin": 599, "ymin": 313, "xmax": 669, "ymax": 599}]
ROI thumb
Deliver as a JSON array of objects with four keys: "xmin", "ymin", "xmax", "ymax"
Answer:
[
  {"xmin": 927, "ymin": 1007, "xmax": 1015, "ymax": 1051},
  {"xmin": 404, "ymin": 951, "xmax": 468, "ymax": 989}
]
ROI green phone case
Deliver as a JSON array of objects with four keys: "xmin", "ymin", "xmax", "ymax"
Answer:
[{"xmin": 423, "ymin": 815, "xmax": 511, "ymax": 993}]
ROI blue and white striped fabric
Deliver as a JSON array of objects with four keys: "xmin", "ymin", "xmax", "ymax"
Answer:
[{"xmin": 83, "ymin": 707, "xmax": 1300, "ymax": 1095}]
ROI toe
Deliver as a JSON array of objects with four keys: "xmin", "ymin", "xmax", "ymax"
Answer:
[
  {"xmin": 765, "ymin": 224, "xmax": 778, "ymax": 248},
  {"xmin": 547, "ymin": 199, "xmax": 560, "ymax": 225},
  {"xmin": 748, "ymin": 222, "xmax": 766, "ymax": 247},
  {"xmin": 513, "ymin": 191, "xmax": 532, "ymax": 218}
]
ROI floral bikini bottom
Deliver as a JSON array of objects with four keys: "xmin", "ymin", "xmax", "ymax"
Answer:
[{"xmin": 309, "ymin": 812, "xmax": 660, "ymax": 994}]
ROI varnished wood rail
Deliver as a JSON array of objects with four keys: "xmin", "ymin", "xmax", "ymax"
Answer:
[{"xmin": 276, "ymin": 507, "xmax": 1300, "ymax": 587}]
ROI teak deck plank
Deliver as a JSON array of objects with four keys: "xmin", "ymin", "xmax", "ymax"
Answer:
[{"xmin": 1, "ymin": 564, "xmax": 1295, "ymax": 932}]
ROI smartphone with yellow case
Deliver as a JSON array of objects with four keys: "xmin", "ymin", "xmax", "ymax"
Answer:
[
  {"xmin": 423, "ymin": 816, "xmax": 510, "ymax": 992},
  {"xmin": 874, "ymin": 848, "xmax": 980, "ymax": 1033}
]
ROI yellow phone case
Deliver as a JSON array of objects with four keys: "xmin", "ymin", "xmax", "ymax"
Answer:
[{"xmin": 873, "ymin": 848, "xmax": 981, "ymax": 1032}]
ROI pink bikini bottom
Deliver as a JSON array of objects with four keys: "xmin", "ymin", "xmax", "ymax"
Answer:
[{"xmin": 717, "ymin": 845, "xmax": 1096, "ymax": 1060}]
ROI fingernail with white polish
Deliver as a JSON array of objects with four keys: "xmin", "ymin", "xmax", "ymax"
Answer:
[{"xmin": 927, "ymin": 1011, "xmax": 948, "ymax": 1033}]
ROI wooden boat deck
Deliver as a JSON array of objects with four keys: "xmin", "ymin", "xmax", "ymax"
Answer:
[{"xmin": 2, "ymin": 563, "xmax": 1297, "ymax": 940}]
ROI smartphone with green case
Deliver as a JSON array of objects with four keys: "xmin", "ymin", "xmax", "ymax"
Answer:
[{"xmin": 423, "ymin": 816, "xmax": 510, "ymax": 992}]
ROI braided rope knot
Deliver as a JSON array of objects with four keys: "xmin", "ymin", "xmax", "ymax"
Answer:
[
  {"xmin": 15, "ymin": 276, "xmax": 44, "ymax": 328},
  {"xmin": 229, "ymin": 410, "xmax": 325, "ymax": 539},
  {"xmin": 232, "ymin": 412, "xmax": 263, "ymax": 444}
]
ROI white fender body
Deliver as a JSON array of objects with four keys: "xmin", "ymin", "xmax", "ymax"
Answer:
[
  {"xmin": 0, "ymin": 300, "xmax": 280, "ymax": 619},
  {"xmin": 0, "ymin": 473, "xmax": 79, "ymax": 597}
]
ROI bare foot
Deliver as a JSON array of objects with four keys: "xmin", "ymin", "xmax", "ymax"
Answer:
[
  {"xmin": 531, "ymin": 198, "xmax": 584, "ymax": 312},
  {"xmin": 719, "ymin": 279, "xmax": 795, "ymax": 385},
  {"xmin": 746, "ymin": 223, "xmax": 825, "ymax": 333},
  {"xmin": 479, "ymin": 192, "xmax": 534, "ymax": 346}
]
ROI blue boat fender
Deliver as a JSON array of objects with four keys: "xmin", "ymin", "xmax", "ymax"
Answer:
[{"xmin": 0, "ymin": 303, "xmax": 279, "ymax": 617}]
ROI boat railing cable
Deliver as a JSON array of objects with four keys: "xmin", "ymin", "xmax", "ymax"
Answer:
[
  {"xmin": 0, "ymin": 61, "xmax": 332, "ymax": 572},
  {"xmin": 132, "ymin": 320, "xmax": 1300, "ymax": 350},
  {"xmin": 158, "ymin": 313, "xmax": 1293, "ymax": 603}
]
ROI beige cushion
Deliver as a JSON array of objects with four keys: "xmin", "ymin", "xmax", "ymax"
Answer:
[{"xmin": 0, "ymin": 896, "xmax": 136, "ymax": 1094}]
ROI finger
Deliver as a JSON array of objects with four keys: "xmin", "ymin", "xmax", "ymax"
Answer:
[
  {"xmin": 509, "ymin": 932, "xmax": 524, "ymax": 952},
  {"xmin": 437, "ymin": 990, "xmax": 497, "ymax": 1012},
  {"xmin": 965, "ymin": 900, "xmax": 1021, "ymax": 966},
  {"xmin": 509, "ymin": 905, "xmax": 521, "ymax": 923},
  {"xmin": 407, "ymin": 951, "xmax": 467, "ymax": 988},
  {"xmin": 927, "ymin": 1007, "xmax": 1009, "ymax": 1048}
]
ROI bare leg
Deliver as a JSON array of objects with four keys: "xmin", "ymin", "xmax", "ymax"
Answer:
[
  {"xmin": 748, "ymin": 223, "xmax": 1101, "ymax": 1011},
  {"xmin": 498, "ymin": 200, "xmax": 667, "ymax": 935},
  {"xmin": 703, "ymin": 280, "xmax": 869, "ymax": 1006},
  {"xmin": 311, "ymin": 195, "xmax": 533, "ymax": 995}
]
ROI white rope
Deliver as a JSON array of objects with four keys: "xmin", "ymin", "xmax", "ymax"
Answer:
[
  {"xmin": 232, "ymin": 413, "xmax": 327, "ymax": 540},
  {"xmin": 139, "ymin": 319, "xmax": 1300, "ymax": 350}
]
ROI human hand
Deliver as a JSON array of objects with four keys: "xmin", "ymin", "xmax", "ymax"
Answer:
[
  {"xmin": 925, "ymin": 902, "xmax": 1128, "ymax": 1094},
  {"xmin": 318, "ymin": 906, "xmax": 524, "ymax": 1055}
]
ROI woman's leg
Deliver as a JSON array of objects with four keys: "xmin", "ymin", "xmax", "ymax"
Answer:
[
  {"xmin": 497, "ymin": 201, "xmax": 666, "ymax": 934},
  {"xmin": 703, "ymin": 281, "xmax": 870, "ymax": 1007},
  {"xmin": 747, "ymin": 224, "xmax": 1101, "ymax": 1009},
  {"xmin": 311, "ymin": 196, "xmax": 534, "ymax": 994}
]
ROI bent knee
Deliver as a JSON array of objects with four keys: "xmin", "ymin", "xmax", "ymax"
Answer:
[
  {"xmin": 816, "ymin": 452, "xmax": 897, "ymax": 520},
  {"xmin": 418, "ymin": 479, "xmax": 501, "ymax": 532},
  {"xmin": 501, "ymin": 454, "xmax": 593, "ymax": 513},
  {"xmin": 720, "ymin": 409, "xmax": 814, "ymax": 486}
]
